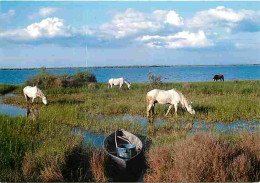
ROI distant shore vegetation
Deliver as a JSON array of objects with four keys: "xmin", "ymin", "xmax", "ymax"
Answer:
[{"xmin": 1, "ymin": 63, "xmax": 259, "ymax": 70}]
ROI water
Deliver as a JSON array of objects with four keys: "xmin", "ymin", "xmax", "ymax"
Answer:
[
  {"xmin": 0, "ymin": 97, "xmax": 258, "ymax": 135},
  {"xmin": 72, "ymin": 127, "xmax": 106, "ymax": 147},
  {"xmin": 85, "ymin": 113, "xmax": 259, "ymax": 134},
  {"xmin": 0, "ymin": 94, "xmax": 26, "ymax": 116},
  {"xmin": 1, "ymin": 65, "xmax": 260, "ymax": 84},
  {"xmin": 1, "ymin": 94, "xmax": 259, "ymax": 146}
]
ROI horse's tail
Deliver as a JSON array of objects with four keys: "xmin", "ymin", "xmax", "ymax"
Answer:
[
  {"xmin": 146, "ymin": 94, "xmax": 151, "ymax": 104},
  {"xmin": 222, "ymin": 75, "xmax": 224, "ymax": 81}
]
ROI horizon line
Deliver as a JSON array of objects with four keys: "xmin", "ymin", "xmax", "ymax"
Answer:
[{"xmin": 1, "ymin": 63, "xmax": 260, "ymax": 70}]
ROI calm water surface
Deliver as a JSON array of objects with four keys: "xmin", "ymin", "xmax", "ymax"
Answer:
[
  {"xmin": 0, "ymin": 94, "xmax": 26, "ymax": 116},
  {"xmin": 1, "ymin": 65, "xmax": 260, "ymax": 84}
]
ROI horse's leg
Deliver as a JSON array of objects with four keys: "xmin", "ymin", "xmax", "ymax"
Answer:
[
  {"xmin": 147, "ymin": 101, "xmax": 154, "ymax": 117},
  {"xmin": 174, "ymin": 104, "xmax": 178, "ymax": 116},
  {"xmin": 166, "ymin": 105, "xmax": 173, "ymax": 116},
  {"xmin": 32, "ymin": 97, "xmax": 35, "ymax": 105},
  {"xmin": 151, "ymin": 103, "xmax": 155, "ymax": 115},
  {"xmin": 24, "ymin": 93, "xmax": 28, "ymax": 103}
]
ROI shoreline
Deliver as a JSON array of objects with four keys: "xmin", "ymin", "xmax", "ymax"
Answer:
[{"xmin": 1, "ymin": 63, "xmax": 259, "ymax": 70}]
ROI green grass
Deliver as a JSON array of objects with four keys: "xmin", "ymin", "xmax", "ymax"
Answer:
[
  {"xmin": 4, "ymin": 80, "xmax": 260, "ymax": 123},
  {"xmin": 1, "ymin": 80, "xmax": 260, "ymax": 181},
  {"xmin": 0, "ymin": 115, "xmax": 84, "ymax": 181},
  {"xmin": 0, "ymin": 84, "xmax": 20, "ymax": 95}
]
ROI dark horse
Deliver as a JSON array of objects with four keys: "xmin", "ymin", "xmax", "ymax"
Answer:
[{"xmin": 213, "ymin": 74, "xmax": 224, "ymax": 81}]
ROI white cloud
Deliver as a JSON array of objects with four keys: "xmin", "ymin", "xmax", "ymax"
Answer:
[
  {"xmin": 0, "ymin": 17, "xmax": 77, "ymax": 40},
  {"xmin": 137, "ymin": 30, "xmax": 213, "ymax": 49},
  {"xmin": 164, "ymin": 11, "xmax": 184, "ymax": 26},
  {"xmin": 0, "ymin": 10, "xmax": 15, "ymax": 22},
  {"xmin": 39, "ymin": 7, "xmax": 58, "ymax": 17},
  {"xmin": 2, "ymin": 7, "xmax": 259, "ymax": 50},
  {"xmin": 97, "ymin": 8, "xmax": 184, "ymax": 39},
  {"xmin": 188, "ymin": 6, "xmax": 260, "ymax": 33},
  {"xmin": 29, "ymin": 7, "xmax": 58, "ymax": 19}
]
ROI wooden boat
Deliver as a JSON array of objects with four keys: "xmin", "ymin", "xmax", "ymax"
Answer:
[{"xmin": 103, "ymin": 130, "xmax": 144, "ymax": 181}]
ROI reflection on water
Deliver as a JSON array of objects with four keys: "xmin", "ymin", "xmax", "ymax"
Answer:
[
  {"xmin": 0, "ymin": 93, "xmax": 42, "ymax": 118},
  {"xmin": 72, "ymin": 128, "xmax": 106, "ymax": 147},
  {"xmin": 1, "ymin": 94, "xmax": 259, "ymax": 147},
  {"xmin": 189, "ymin": 121, "xmax": 259, "ymax": 134},
  {"xmin": 86, "ymin": 113, "xmax": 260, "ymax": 134},
  {"xmin": 0, "ymin": 94, "xmax": 26, "ymax": 116},
  {"xmin": 77, "ymin": 114, "xmax": 260, "ymax": 147},
  {"xmin": 26, "ymin": 106, "xmax": 41, "ymax": 118}
]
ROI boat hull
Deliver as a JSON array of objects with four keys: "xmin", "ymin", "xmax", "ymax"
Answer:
[{"xmin": 103, "ymin": 130, "xmax": 145, "ymax": 181}]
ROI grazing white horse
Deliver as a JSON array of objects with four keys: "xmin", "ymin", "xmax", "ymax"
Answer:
[
  {"xmin": 146, "ymin": 89, "xmax": 195, "ymax": 117},
  {"xmin": 108, "ymin": 78, "xmax": 131, "ymax": 89},
  {"xmin": 23, "ymin": 86, "xmax": 47, "ymax": 105}
]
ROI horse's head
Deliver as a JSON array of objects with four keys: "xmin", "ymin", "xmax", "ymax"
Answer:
[
  {"xmin": 128, "ymin": 83, "xmax": 131, "ymax": 89},
  {"xmin": 186, "ymin": 102, "xmax": 195, "ymax": 114},
  {"xmin": 42, "ymin": 96, "xmax": 47, "ymax": 105}
]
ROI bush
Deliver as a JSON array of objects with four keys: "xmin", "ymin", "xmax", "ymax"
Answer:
[
  {"xmin": 144, "ymin": 133, "xmax": 260, "ymax": 182},
  {"xmin": 148, "ymin": 72, "xmax": 162, "ymax": 87},
  {"xmin": 25, "ymin": 69, "xmax": 97, "ymax": 89}
]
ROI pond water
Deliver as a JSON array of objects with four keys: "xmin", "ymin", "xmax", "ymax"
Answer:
[
  {"xmin": 85, "ymin": 113, "xmax": 259, "ymax": 134},
  {"xmin": 0, "ymin": 94, "xmax": 26, "ymax": 116},
  {"xmin": 1, "ymin": 95, "xmax": 259, "ymax": 146},
  {"xmin": 72, "ymin": 128, "xmax": 106, "ymax": 147}
]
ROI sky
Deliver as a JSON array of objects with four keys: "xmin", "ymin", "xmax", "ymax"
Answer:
[{"xmin": 0, "ymin": 1, "xmax": 260, "ymax": 68}]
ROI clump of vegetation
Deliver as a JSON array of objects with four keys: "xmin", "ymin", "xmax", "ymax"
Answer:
[
  {"xmin": 144, "ymin": 133, "xmax": 260, "ymax": 182},
  {"xmin": 148, "ymin": 72, "xmax": 162, "ymax": 87},
  {"xmin": 0, "ymin": 84, "xmax": 18, "ymax": 95},
  {"xmin": 90, "ymin": 149, "xmax": 108, "ymax": 182},
  {"xmin": 25, "ymin": 68, "xmax": 97, "ymax": 89},
  {"xmin": 183, "ymin": 83, "xmax": 193, "ymax": 91}
]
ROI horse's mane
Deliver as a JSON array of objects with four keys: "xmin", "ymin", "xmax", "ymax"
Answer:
[
  {"xmin": 36, "ymin": 88, "xmax": 45, "ymax": 98},
  {"xmin": 177, "ymin": 91, "xmax": 189, "ymax": 108}
]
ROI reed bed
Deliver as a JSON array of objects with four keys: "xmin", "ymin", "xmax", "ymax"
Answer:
[{"xmin": 144, "ymin": 132, "xmax": 260, "ymax": 182}]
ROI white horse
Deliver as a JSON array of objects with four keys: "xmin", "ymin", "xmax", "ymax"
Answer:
[
  {"xmin": 108, "ymin": 78, "xmax": 131, "ymax": 89},
  {"xmin": 23, "ymin": 86, "xmax": 47, "ymax": 105},
  {"xmin": 146, "ymin": 89, "xmax": 195, "ymax": 117}
]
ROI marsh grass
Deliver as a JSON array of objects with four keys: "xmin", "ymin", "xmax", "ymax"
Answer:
[
  {"xmin": 3, "ymin": 80, "xmax": 260, "ymax": 124},
  {"xmin": 1, "ymin": 80, "xmax": 260, "ymax": 181},
  {"xmin": 144, "ymin": 132, "xmax": 260, "ymax": 182},
  {"xmin": 0, "ymin": 84, "xmax": 19, "ymax": 95},
  {"xmin": 0, "ymin": 115, "xmax": 98, "ymax": 182}
]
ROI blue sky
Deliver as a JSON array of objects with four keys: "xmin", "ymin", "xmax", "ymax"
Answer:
[{"xmin": 1, "ymin": 1, "xmax": 260, "ymax": 68}]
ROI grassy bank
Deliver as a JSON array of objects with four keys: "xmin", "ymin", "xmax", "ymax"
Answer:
[
  {"xmin": 0, "ymin": 115, "xmax": 108, "ymax": 182},
  {"xmin": 4, "ymin": 80, "xmax": 260, "ymax": 123},
  {"xmin": 0, "ymin": 84, "xmax": 20, "ymax": 95}
]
